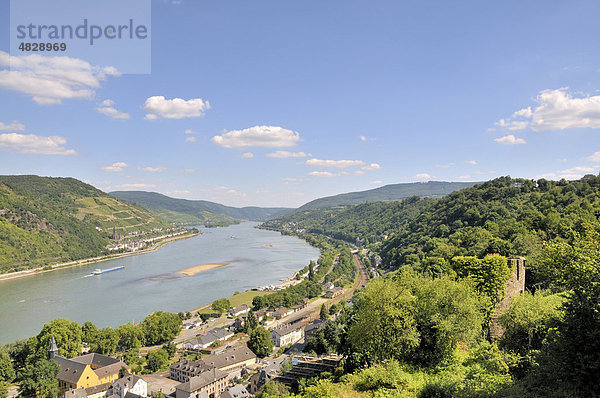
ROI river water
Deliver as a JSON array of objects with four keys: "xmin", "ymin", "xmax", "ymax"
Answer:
[{"xmin": 0, "ymin": 222, "xmax": 319, "ymax": 344}]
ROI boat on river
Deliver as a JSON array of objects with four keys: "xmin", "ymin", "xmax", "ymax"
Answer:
[{"xmin": 91, "ymin": 266, "xmax": 124, "ymax": 275}]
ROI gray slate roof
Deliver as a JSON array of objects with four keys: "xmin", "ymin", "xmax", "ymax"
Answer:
[
  {"xmin": 221, "ymin": 384, "xmax": 250, "ymax": 398},
  {"xmin": 175, "ymin": 368, "xmax": 227, "ymax": 393},
  {"xmin": 201, "ymin": 343, "xmax": 256, "ymax": 369},
  {"xmin": 272, "ymin": 323, "xmax": 303, "ymax": 337},
  {"xmin": 55, "ymin": 356, "xmax": 88, "ymax": 385},
  {"xmin": 196, "ymin": 328, "xmax": 232, "ymax": 346}
]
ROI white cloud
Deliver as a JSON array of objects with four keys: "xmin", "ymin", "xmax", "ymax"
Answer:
[
  {"xmin": 495, "ymin": 118, "xmax": 528, "ymax": 131},
  {"xmin": 466, "ymin": 160, "xmax": 477, "ymax": 165},
  {"xmin": 586, "ymin": 152, "xmax": 600, "ymax": 162},
  {"xmin": 309, "ymin": 171, "xmax": 340, "ymax": 178},
  {"xmin": 306, "ymin": 158, "xmax": 365, "ymax": 168},
  {"xmin": 102, "ymin": 162, "xmax": 128, "ymax": 172},
  {"xmin": 0, "ymin": 51, "xmax": 119, "ymax": 105},
  {"xmin": 362, "ymin": 163, "xmax": 381, "ymax": 171},
  {"xmin": 113, "ymin": 183, "xmax": 156, "ymax": 190},
  {"xmin": 370, "ymin": 180, "xmax": 383, "ymax": 185},
  {"xmin": 354, "ymin": 170, "xmax": 365, "ymax": 176},
  {"xmin": 283, "ymin": 177, "xmax": 307, "ymax": 185},
  {"xmin": 184, "ymin": 129, "xmax": 198, "ymax": 135},
  {"xmin": 183, "ymin": 168, "xmax": 198, "ymax": 173},
  {"xmin": 513, "ymin": 107, "xmax": 533, "ymax": 118},
  {"xmin": 359, "ymin": 135, "xmax": 376, "ymax": 142},
  {"xmin": 413, "ymin": 173, "xmax": 432, "ymax": 180},
  {"xmin": 436, "ymin": 163, "xmax": 455, "ymax": 169},
  {"xmin": 266, "ymin": 151, "xmax": 310, "ymax": 158},
  {"xmin": 494, "ymin": 88, "xmax": 600, "ymax": 132},
  {"xmin": 457, "ymin": 175, "xmax": 472, "ymax": 180},
  {"xmin": 494, "ymin": 134, "xmax": 527, "ymax": 145},
  {"xmin": 0, "ymin": 133, "xmax": 77, "ymax": 155},
  {"xmin": 138, "ymin": 166, "xmax": 167, "ymax": 172},
  {"xmin": 240, "ymin": 152, "xmax": 254, "ymax": 158},
  {"xmin": 185, "ymin": 136, "xmax": 197, "ymax": 143},
  {"xmin": 96, "ymin": 99, "xmax": 130, "ymax": 120},
  {"xmin": 167, "ymin": 189, "xmax": 192, "ymax": 196},
  {"xmin": 536, "ymin": 173, "xmax": 556, "ymax": 179},
  {"xmin": 0, "ymin": 121, "xmax": 25, "ymax": 131},
  {"xmin": 143, "ymin": 96, "xmax": 210, "ymax": 120},
  {"xmin": 538, "ymin": 166, "xmax": 597, "ymax": 180},
  {"xmin": 211, "ymin": 125, "xmax": 300, "ymax": 148},
  {"xmin": 204, "ymin": 186, "xmax": 247, "ymax": 197},
  {"xmin": 558, "ymin": 166, "xmax": 595, "ymax": 175}
]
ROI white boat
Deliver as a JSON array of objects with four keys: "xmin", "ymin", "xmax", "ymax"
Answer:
[{"xmin": 91, "ymin": 266, "xmax": 124, "ymax": 275}]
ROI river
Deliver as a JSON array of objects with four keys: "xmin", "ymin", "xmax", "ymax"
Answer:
[{"xmin": 0, "ymin": 222, "xmax": 319, "ymax": 344}]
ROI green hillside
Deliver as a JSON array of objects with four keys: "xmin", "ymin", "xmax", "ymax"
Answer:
[
  {"xmin": 0, "ymin": 175, "xmax": 170, "ymax": 273},
  {"xmin": 110, "ymin": 191, "xmax": 292, "ymax": 223},
  {"xmin": 262, "ymin": 197, "xmax": 434, "ymax": 246},
  {"xmin": 260, "ymin": 175, "xmax": 600, "ymax": 396},
  {"xmin": 266, "ymin": 175, "xmax": 600, "ymax": 288},
  {"xmin": 296, "ymin": 180, "xmax": 478, "ymax": 211}
]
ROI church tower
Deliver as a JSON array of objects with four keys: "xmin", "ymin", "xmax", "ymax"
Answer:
[{"xmin": 49, "ymin": 334, "xmax": 58, "ymax": 359}]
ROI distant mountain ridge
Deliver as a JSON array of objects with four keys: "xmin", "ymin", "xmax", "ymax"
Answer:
[
  {"xmin": 110, "ymin": 191, "xmax": 292, "ymax": 223},
  {"xmin": 296, "ymin": 181, "xmax": 480, "ymax": 211}
]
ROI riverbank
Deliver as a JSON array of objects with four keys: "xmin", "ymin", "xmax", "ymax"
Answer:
[{"xmin": 0, "ymin": 231, "xmax": 200, "ymax": 282}]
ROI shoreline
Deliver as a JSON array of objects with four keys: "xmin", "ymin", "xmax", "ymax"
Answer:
[{"xmin": 0, "ymin": 231, "xmax": 201, "ymax": 282}]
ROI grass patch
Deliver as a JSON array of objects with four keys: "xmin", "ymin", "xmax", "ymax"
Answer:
[{"xmin": 193, "ymin": 290, "xmax": 270, "ymax": 313}]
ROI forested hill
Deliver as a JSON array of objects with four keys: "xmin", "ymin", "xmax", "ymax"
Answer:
[
  {"xmin": 266, "ymin": 176, "xmax": 600, "ymax": 285},
  {"xmin": 0, "ymin": 175, "xmax": 169, "ymax": 273},
  {"xmin": 110, "ymin": 191, "xmax": 292, "ymax": 223},
  {"xmin": 379, "ymin": 177, "xmax": 600, "ymax": 277},
  {"xmin": 296, "ymin": 181, "xmax": 478, "ymax": 211}
]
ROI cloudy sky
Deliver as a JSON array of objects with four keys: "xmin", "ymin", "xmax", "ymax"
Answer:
[{"xmin": 2, "ymin": 1, "xmax": 600, "ymax": 207}]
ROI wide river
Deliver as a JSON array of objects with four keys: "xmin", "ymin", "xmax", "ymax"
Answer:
[{"xmin": 0, "ymin": 222, "xmax": 320, "ymax": 344}]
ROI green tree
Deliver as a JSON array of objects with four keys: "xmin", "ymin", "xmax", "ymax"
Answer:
[
  {"xmin": 123, "ymin": 348, "xmax": 141, "ymax": 366},
  {"xmin": 319, "ymin": 304, "xmax": 329, "ymax": 321},
  {"xmin": 0, "ymin": 348, "xmax": 15, "ymax": 383},
  {"xmin": 526, "ymin": 226, "xmax": 600, "ymax": 396},
  {"xmin": 451, "ymin": 255, "xmax": 513, "ymax": 307},
  {"xmin": 91, "ymin": 327, "xmax": 119, "ymax": 355},
  {"xmin": 211, "ymin": 298, "xmax": 230, "ymax": 315},
  {"xmin": 145, "ymin": 348, "xmax": 169, "ymax": 372},
  {"xmin": 348, "ymin": 270, "xmax": 488, "ymax": 368},
  {"xmin": 498, "ymin": 290, "xmax": 564, "ymax": 355},
  {"xmin": 308, "ymin": 260, "xmax": 316, "ymax": 281},
  {"xmin": 20, "ymin": 359, "xmax": 59, "ymax": 398},
  {"xmin": 142, "ymin": 312, "xmax": 181, "ymax": 346},
  {"xmin": 162, "ymin": 343, "xmax": 176, "ymax": 359},
  {"xmin": 256, "ymin": 380, "xmax": 290, "ymax": 397},
  {"xmin": 117, "ymin": 323, "xmax": 143, "ymax": 351},
  {"xmin": 0, "ymin": 381, "xmax": 7, "ymax": 398},
  {"xmin": 244, "ymin": 311, "xmax": 258, "ymax": 333},
  {"xmin": 36, "ymin": 319, "xmax": 82, "ymax": 359},
  {"xmin": 248, "ymin": 327, "xmax": 273, "ymax": 358},
  {"xmin": 81, "ymin": 321, "xmax": 98, "ymax": 345},
  {"xmin": 6, "ymin": 337, "xmax": 36, "ymax": 374}
]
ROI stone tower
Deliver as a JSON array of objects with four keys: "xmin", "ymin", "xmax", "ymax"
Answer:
[
  {"xmin": 489, "ymin": 257, "xmax": 526, "ymax": 340},
  {"xmin": 49, "ymin": 334, "xmax": 58, "ymax": 359}
]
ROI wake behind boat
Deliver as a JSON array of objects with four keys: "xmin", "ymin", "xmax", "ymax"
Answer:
[{"xmin": 91, "ymin": 266, "xmax": 124, "ymax": 275}]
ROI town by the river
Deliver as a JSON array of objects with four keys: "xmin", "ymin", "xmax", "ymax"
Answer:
[{"xmin": 0, "ymin": 222, "xmax": 320, "ymax": 344}]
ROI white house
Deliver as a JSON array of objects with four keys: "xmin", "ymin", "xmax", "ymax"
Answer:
[
  {"xmin": 110, "ymin": 374, "xmax": 147, "ymax": 398},
  {"xmin": 228, "ymin": 304, "xmax": 250, "ymax": 317},
  {"xmin": 271, "ymin": 324, "xmax": 304, "ymax": 347}
]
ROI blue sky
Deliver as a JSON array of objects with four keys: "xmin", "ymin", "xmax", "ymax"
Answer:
[{"xmin": 2, "ymin": 1, "xmax": 600, "ymax": 207}]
